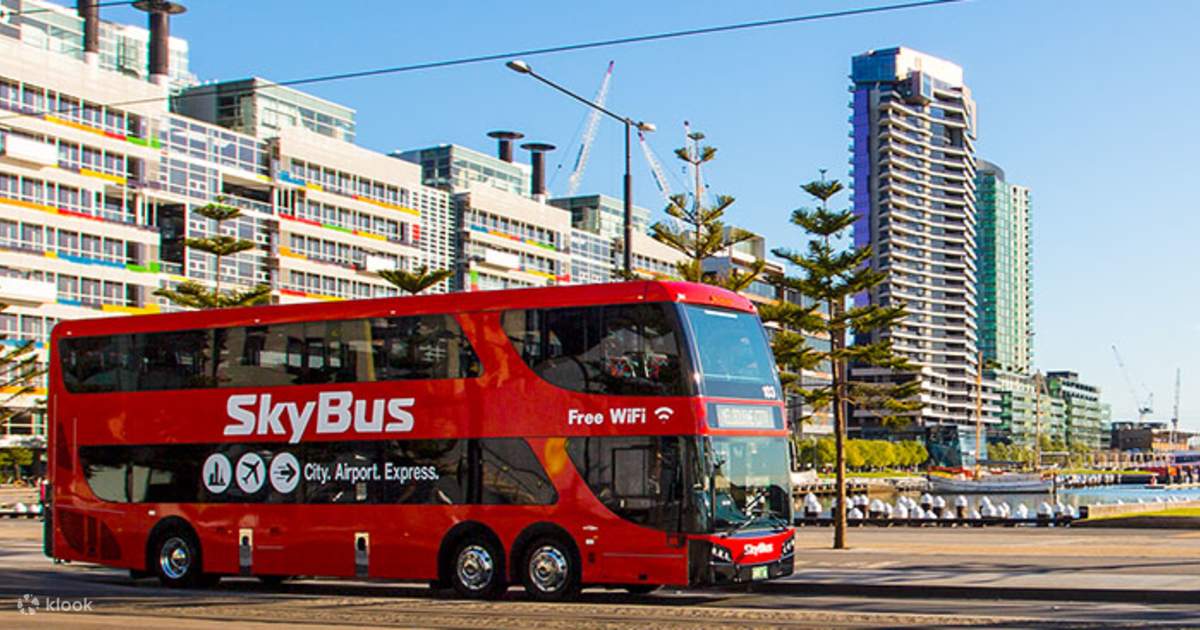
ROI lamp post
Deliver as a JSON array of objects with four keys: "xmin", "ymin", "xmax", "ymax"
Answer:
[{"xmin": 506, "ymin": 60, "xmax": 654, "ymax": 276}]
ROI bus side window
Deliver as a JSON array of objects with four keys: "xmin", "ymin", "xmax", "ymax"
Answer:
[
  {"xmin": 502, "ymin": 304, "xmax": 688, "ymax": 396},
  {"xmin": 477, "ymin": 438, "xmax": 557, "ymax": 505},
  {"xmin": 371, "ymin": 315, "xmax": 480, "ymax": 381},
  {"xmin": 380, "ymin": 439, "xmax": 468, "ymax": 505},
  {"xmin": 78, "ymin": 446, "xmax": 129, "ymax": 502},
  {"xmin": 61, "ymin": 335, "xmax": 135, "ymax": 393},
  {"xmin": 303, "ymin": 442, "xmax": 380, "ymax": 504},
  {"xmin": 227, "ymin": 323, "xmax": 307, "ymax": 387},
  {"xmin": 566, "ymin": 437, "xmax": 689, "ymax": 531},
  {"xmin": 135, "ymin": 329, "xmax": 213, "ymax": 391}
]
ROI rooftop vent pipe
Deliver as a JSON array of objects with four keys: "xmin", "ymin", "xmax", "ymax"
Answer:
[
  {"xmin": 487, "ymin": 130, "xmax": 524, "ymax": 163},
  {"xmin": 76, "ymin": 0, "xmax": 99, "ymax": 64},
  {"xmin": 521, "ymin": 142, "xmax": 555, "ymax": 201},
  {"xmin": 133, "ymin": 0, "xmax": 187, "ymax": 86}
]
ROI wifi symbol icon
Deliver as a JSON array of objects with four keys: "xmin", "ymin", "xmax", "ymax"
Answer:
[{"xmin": 654, "ymin": 407, "xmax": 674, "ymax": 422}]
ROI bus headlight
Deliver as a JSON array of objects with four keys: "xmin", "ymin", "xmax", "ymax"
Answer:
[
  {"xmin": 711, "ymin": 544, "xmax": 733, "ymax": 563},
  {"xmin": 781, "ymin": 537, "xmax": 794, "ymax": 556}
]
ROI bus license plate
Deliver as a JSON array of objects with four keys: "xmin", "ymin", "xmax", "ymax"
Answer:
[{"xmin": 751, "ymin": 565, "xmax": 768, "ymax": 581}]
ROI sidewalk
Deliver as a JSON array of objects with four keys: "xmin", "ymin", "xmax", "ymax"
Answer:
[{"xmin": 774, "ymin": 527, "xmax": 1200, "ymax": 603}]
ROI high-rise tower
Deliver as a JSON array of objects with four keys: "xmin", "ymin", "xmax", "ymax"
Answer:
[
  {"xmin": 849, "ymin": 47, "xmax": 993, "ymax": 445},
  {"xmin": 975, "ymin": 160, "xmax": 1031, "ymax": 373}
]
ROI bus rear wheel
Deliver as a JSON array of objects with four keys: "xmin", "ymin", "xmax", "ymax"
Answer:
[
  {"xmin": 521, "ymin": 537, "xmax": 580, "ymax": 601},
  {"xmin": 150, "ymin": 528, "xmax": 209, "ymax": 589},
  {"xmin": 450, "ymin": 537, "xmax": 506, "ymax": 599}
]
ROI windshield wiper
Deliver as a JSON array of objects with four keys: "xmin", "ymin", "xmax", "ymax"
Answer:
[
  {"xmin": 722, "ymin": 489, "xmax": 769, "ymax": 536},
  {"xmin": 722, "ymin": 489, "xmax": 791, "ymax": 536}
]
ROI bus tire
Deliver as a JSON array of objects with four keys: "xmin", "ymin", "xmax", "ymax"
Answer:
[
  {"xmin": 521, "ymin": 536, "xmax": 580, "ymax": 601},
  {"xmin": 149, "ymin": 525, "xmax": 206, "ymax": 589},
  {"xmin": 449, "ymin": 536, "xmax": 506, "ymax": 599}
]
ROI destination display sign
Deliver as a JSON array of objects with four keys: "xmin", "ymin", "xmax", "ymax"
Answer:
[{"xmin": 710, "ymin": 404, "xmax": 781, "ymax": 430}]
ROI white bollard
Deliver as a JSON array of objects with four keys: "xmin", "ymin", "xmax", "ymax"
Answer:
[
  {"xmin": 1037, "ymin": 502, "xmax": 1053, "ymax": 527},
  {"xmin": 955, "ymin": 495, "xmax": 969, "ymax": 519}
]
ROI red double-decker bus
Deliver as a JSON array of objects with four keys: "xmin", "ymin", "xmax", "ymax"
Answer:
[{"xmin": 46, "ymin": 281, "xmax": 794, "ymax": 600}]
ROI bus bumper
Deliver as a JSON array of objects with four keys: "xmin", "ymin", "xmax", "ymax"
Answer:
[{"xmin": 688, "ymin": 539, "xmax": 795, "ymax": 586}]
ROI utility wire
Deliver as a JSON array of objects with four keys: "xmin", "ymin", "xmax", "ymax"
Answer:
[
  {"xmin": 2, "ymin": 1, "xmax": 136, "ymax": 18},
  {"xmin": 0, "ymin": 0, "xmax": 967, "ymax": 122}
]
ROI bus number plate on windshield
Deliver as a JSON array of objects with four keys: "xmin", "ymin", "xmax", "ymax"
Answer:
[{"xmin": 751, "ymin": 565, "xmax": 769, "ymax": 581}]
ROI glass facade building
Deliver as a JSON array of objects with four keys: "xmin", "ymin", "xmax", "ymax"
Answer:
[
  {"xmin": 975, "ymin": 160, "xmax": 1031, "ymax": 373},
  {"xmin": 175, "ymin": 78, "xmax": 356, "ymax": 143},
  {"xmin": 1, "ymin": 0, "xmax": 196, "ymax": 90},
  {"xmin": 1046, "ymin": 371, "xmax": 1109, "ymax": 451},
  {"xmin": 549, "ymin": 194, "xmax": 651, "ymax": 241},
  {"xmin": 395, "ymin": 144, "xmax": 530, "ymax": 199}
]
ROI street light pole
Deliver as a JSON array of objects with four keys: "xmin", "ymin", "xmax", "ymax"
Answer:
[
  {"xmin": 624, "ymin": 119, "xmax": 633, "ymax": 275},
  {"xmin": 506, "ymin": 59, "xmax": 652, "ymax": 277}
]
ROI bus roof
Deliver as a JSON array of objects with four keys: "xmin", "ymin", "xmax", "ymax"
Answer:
[{"xmin": 52, "ymin": 281, "xmax": 756, "ymax": 339}]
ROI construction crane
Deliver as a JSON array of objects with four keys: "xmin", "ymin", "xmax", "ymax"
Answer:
[
  {"xmin": 638, "ymin": 130, "xmax": 686, "ymax": 232},
  {"xmin": 1172, "ymin": 368, "xmax": 1181, "ymax": 446},
  {"xmin": 1112, "ymin": 345, "xmax": 1153, "ymax": 423},
  {"xmin": 564, "ymin": 61, "xmax": 614, "ymax": 197},
  {"xmin": 638, "ymin": 129, "xmax": 673, "ymax": 203}
]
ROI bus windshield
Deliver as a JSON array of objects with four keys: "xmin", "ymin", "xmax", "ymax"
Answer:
[
  {"xmin": 704, "ymin": 436, "xmax": 792, "ymax": 533},
  {"xmin": 681, "ymin": 305, "xmax": 780, "ymax": 400}
]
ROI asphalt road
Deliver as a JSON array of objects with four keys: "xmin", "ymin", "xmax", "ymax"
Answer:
[{"xmin": 2, "ymin": 520, "xmax": 1199, "ymax": 628}]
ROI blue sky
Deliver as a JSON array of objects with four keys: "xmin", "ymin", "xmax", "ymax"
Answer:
[{"xmin": 105, "ymin": 0, "xmax": 1199, "ymax": 430}]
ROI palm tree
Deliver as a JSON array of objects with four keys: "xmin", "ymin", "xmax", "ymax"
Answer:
[
  {"xmin": 154, "ymin": 197, "xmax": 271, "ymax": 309},
  {"xmin": 377, "ymin": 265, "xmax": 453, "ymax": 295}
]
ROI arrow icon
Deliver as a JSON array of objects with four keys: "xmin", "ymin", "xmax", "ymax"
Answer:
[
  {"xmin": 280, "ymin": 461, "xmax": 296, "ymax": 483},
  {"xmin": 270, "ymin": 452, "xmax": 301, "ymax": 494}
]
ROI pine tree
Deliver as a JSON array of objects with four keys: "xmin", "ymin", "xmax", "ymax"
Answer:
[
  {"xmin": 377, "ymin": 265, "xmax": 453, "ymax": 295},
  {"xmin": 648, "ymin": 129, "xmax": 766, "ymax": 289},
  {"xmin": 154, "ymin": 198, "xmax": 271, "ymax": 309},
  {"xmin": 769, "ymin": 174, "xmax": 920, "ymax": 550}
]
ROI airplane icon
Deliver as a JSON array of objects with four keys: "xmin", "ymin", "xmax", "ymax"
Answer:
[{"xmin": 240, "ymin": 459, "xmax": 262, "ymax": 485}]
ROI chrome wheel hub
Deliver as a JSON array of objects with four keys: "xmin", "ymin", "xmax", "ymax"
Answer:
[
  {"xmin": 159, "ymin": 537, "xmax": 191, "ymax": 580},
  {"xmin": 528, "ymin": 545, "xmax": 568, "ymax": 593},
  {"xmin": 456, "ymin": 545, "xmax": 494, "ymax": 591}
]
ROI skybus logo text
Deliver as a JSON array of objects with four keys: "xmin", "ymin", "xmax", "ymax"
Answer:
[{"xmin": 224, "ymin": 392, "xmax": 415, "ymax": 444}]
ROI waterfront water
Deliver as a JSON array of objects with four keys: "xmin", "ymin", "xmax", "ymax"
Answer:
[{"xmin": 814, "ymin": 484, "xmax": 1200, "ymax": 512}]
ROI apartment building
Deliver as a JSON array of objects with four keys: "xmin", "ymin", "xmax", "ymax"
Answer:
[
  {"xmin": 848, "ymin": 47, "xmax": 999, "ymax": 459},
  {"xmin": 0, "ymin": 19, "xmax": 174, "ymax": 443},
  {"xmin": 1046, "ymin": 371, "xmax": 1109, "ymax": 451}
]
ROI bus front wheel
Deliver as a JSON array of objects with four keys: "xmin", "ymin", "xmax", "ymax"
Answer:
[
  {"xmin": 450, "ymin": 537, "xmax": 506, "ymax": 599},
  {"xmin": 150, "ymin": 527, "xmax": 211, "ymax": 589},
  {"xmin": 521, "ymin": 536, "xmax": 580, "ymax": 601}
]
